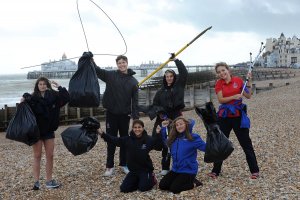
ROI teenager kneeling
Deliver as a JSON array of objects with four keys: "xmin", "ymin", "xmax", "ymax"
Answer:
[
  {"xmin": 98, "ymin": 119, "xmax": 162, "ymax": 193},
  {"xmin": 159, "ymin": 117, "xmax": 206, "ymax": 194}
]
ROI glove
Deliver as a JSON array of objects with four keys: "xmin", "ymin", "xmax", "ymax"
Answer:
[{"xmin": 169, "ymin": 53, "xmax": 176, "ymax": 60}]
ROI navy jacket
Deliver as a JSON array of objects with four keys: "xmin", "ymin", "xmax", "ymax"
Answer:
[
  {"xmin": 101, "ymin": 130, "xmax": 162, "ymax": 172},
  {"xmin": 151, "ymin": 59, "xmax": 187, "ymax": 119},
  {"xmin": 23, "ymin": 86, "xmax": 70, "ymax": 135},
  {"xmin": 94, "ymin": 66, "xmax": 139, "ymax": 119}
]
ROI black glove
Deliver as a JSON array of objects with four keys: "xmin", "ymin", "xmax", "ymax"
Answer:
[{"xmin": 169, "ymin": 53, "xmax": 176, "ymax": 60}]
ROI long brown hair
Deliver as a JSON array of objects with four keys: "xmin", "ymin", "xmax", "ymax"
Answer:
[
  {"xmin": 167, "ymin": 116, "xmax": 193, "ymax": 147},
  {"xmin": 33, "ymin": 76, "xmax": 53, "ymax": 97}
]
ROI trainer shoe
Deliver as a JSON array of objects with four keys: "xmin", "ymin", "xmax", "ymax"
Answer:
[
  {"xmin": 121, "ymin": 166, "xmax": 129, "ymax": 174},
  {"xmin": 103, "ymin": 168, "xmax": 115, "ymax": 176},
  {"xmin": 32, "ymin": 181, "xmax": 40, "ymax": 190},
  {"xmin": 45, "ymin": 179, "xmax": 60, "ymax": 189},
  {"xmin": 250, "ymin": 172, "xmax": 259, "ymax": 179},
  {"xmin": 160, "ymin": 170, "xmax": 169, "ymax": 176}
]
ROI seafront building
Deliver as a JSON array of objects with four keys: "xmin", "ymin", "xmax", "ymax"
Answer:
[
  {"xmin": 263, "ymin": 33, "xmax": 300, "ymax": 68},
  {"xmin": 41, "ymin": 53, "xmax": 77, "ymax": 71}
]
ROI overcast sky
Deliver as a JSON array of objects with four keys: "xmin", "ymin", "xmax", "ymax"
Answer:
[{"xmin": 1, "ymin": 0, "xmax": 299, "ymax": 75}]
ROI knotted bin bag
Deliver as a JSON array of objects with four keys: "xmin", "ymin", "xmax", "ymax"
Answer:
[
  {"xmin": 61, "ymin": 117, "xmax": 100, "ymax": 156},
  {"xmin": 68, "ymin": 51, "xmax": 100, "ymax": 107}
]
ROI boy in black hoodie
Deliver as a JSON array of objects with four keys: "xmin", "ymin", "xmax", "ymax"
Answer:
[
  {"xmin": 94, "ymin": 55, "xmax": 139, "ymax": 176},
  {"xmin": 98, "ymin": 119, "xmax": 162, "ymax": 193}
]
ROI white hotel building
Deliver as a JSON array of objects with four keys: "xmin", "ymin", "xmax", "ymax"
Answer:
[{"xmin": 264, "ymin": 33, "xmax": 300, "ymax": 68}]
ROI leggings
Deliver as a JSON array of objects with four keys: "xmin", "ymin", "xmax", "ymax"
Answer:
[{"xmin": 159, "ymin": 171, "xmax": 196, "ymax": 194}]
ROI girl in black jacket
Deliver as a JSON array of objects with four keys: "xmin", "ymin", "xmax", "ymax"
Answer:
[
  {"xmin": 22, "ymin": 77, "xmax": 69, "ymax": 190},
  {"xmin": 150, "ymin": 56, "xmax": 188, "ymax": 175},
  {"xmin": 98, "ymin": 119, "xmax": 162, "ymax": 193}
]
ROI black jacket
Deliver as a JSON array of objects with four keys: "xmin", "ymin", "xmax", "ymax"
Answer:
[
  {"xmin": 94, "ymin": 66, "xmax": 139, "ymax": 119},
  {"xmin": 151, "ymin": 59, "xmax": 187, "ymax": 119},
  {"xmin": 101, "ymin": 130, "xmax": 162, "ymax": 172},
  {"xmin": 23, "ymin": 87, "xmax": 70, "ymax": 135}
]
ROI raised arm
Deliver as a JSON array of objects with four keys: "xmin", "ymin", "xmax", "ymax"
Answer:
[
  {"xmin": 174, "ymin": 59, "xmax": 188, "ymax": 86},
  {"xmin": 98, "ymin": 128, "xmax": 127, "ymax": 147},
  {"xmin": 194, "ymin": 134, "xmax": 206, "ymax": 152}
]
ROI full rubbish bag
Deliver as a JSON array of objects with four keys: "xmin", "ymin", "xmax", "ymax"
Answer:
[
  {"xmin": 6, "ymin": 102, "xmax": 40, "ymax": 146},
  {"xmin": 195, "ymin": 102, "xmax": 234, "ymax": 163},
  {"xmin": 68, "ymin": 51, "xmax": 100, "ymax": 107},
  {"xmin": 61, "ymin": 116, "xmax": 100, "ymax": 156}
]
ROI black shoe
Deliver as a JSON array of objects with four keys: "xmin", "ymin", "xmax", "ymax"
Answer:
[
  {"xmin": 32, "ymin": 181, "xmax": 40, "ymax": 190},
  {"xmin": 194, "ymin": 178, "xmax": 203, "ymax": 187}
]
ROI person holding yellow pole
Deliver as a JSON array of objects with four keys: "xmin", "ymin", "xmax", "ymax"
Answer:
[{"xmin": 149, "ymin": 54, "xmax": 188, "ymax": 176}]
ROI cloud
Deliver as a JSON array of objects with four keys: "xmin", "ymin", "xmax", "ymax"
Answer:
[{"xmin": 0, "ymin": 0, "xmax": 299, "ymax": 74}]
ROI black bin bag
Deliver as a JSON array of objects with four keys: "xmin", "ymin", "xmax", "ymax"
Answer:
[
  {"xmin": 61, "ymin": 117, "xmax": 100, "ymax": 156},
  {"xmin": 195, "ymin": 102, "xmax": 234, "ymax": 163},
  {"xmin": 6, "ymin": 102, "xmax": 40, "ymax": 146},
  {"xmin": 68, "ymin": 51, "xmax": 100, "ymax": 107}
]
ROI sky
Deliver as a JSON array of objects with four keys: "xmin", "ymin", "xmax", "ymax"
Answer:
[{"xmin": 0, "ymin": 0, "xmax": 299, "ymax": 75}]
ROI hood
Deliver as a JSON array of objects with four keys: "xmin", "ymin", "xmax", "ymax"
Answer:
[
  {"xmin": 163, "ymin": 69, "xmax": 177, "ymax": 88},
  {"xmin": 118, "ymin": 68, "xmax": 136, "ymax": 76}
]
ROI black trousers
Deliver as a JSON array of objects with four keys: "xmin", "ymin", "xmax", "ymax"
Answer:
[
  {"xmin": 159, "ymin": 171, "xmax": 196, "ymax": 194},
  {"xmin": 105, "ymin": 111, "xmax": 130, "ymax": 168},
  {"xmin": 212, "ymin": 117, "xmax": 259, "ymax": 175},
  {"xmin": 120, "ymin": 171, "xmax": 155, "ymax": 193},
  {"xmin": 152, "ymin": 118, "xmax": 171, "ymax": 170}
]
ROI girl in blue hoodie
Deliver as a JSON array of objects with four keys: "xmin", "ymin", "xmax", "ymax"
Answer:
[{"xmin": 158, "ymin": 116, "xmax": 206, "ymax": 194}]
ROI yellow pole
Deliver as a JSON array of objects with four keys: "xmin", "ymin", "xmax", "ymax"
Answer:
[{"xmin": 138, "ymin": 26, "xmax": 212, "ymax": 86}]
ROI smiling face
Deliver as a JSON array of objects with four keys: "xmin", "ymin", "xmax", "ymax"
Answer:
[
  {"xmin": 132, "ymin": 123, "xmax": 144, "ymax": 138},
  {"xmin": 116, "ymin": 58, "xmax": 128, "ymax": 74},
  {"xmin": 216, "ymin": 65, "xmax": 230, "ymax": 81},
  {"xmin": 175, "ymin": 119, "xmax": 187, "ymax": 133}
]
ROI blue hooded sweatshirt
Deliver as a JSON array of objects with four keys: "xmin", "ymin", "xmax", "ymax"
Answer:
[{"xmin": 161, "ymin": 119, "xmax": 206, "ymax": 175}]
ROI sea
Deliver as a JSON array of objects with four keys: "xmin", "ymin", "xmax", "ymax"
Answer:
[
  {"xmin": 0, "ymin": 73, "xmax": 151, "ymax": 109},
  {"xmin": 0, "ymin": 66, "xmax": 207, "ymax": 109}
]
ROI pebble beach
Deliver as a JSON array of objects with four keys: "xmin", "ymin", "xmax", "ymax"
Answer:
[{"xmin": 0, "ymin": 76, "xmax": 299, "ymax": 200}]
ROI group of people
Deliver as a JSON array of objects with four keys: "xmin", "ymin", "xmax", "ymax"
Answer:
[{"xmin": 21, "ymin": 54, "xmax": 259, "ymax": 193}]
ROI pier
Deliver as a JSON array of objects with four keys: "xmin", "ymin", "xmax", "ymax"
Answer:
[
  {"xmin": 27, "ymin": 65, "xmax": 214, "ymax": 79},
  {"xmin": 2, "ymin": 68, "xmax": 298, "ymax": 131}
]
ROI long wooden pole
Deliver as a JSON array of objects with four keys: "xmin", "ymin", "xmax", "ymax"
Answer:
[{"xmin": 138, "ymin": 26, "xmax": 212, "ymax": 86}]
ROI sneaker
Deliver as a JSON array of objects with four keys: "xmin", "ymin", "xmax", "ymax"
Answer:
[
  {"xmin": 250, "ymin": 172, "xmax": 259, "ymax": 179},
  {"xmin": 45, "ymin": 179, "xmax": 60, "ymax": 189},
  {"xmin": 207, "ymin": 172, "xmax": 218, "ymax": 179},
  {"xmin": 32, "ymin": 181, "xmax": 40, "ymax": 190},
  {"xmin": 160, "ymin": 170, "xmax": 169, "ymax": 176},
  {"xmin": 103, "ymin": 168, "xmax": 115, "ymax": 176},
  {"xmin": 121, "ymin": 166, "xmax": 129, "ymax": 174}
]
